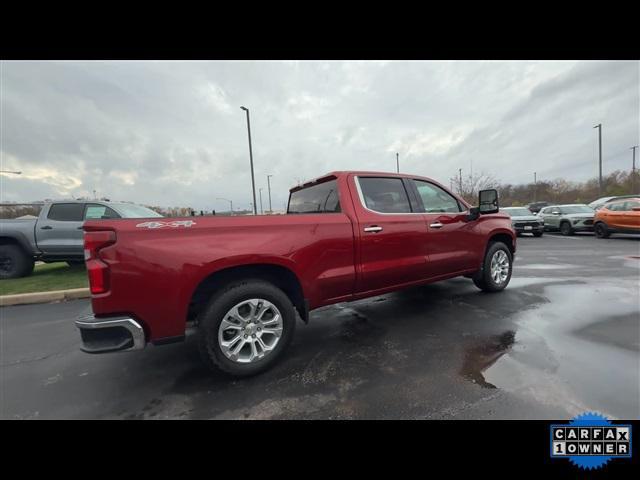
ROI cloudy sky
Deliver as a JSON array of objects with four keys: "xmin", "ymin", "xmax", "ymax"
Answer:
[{"xmin": 1, "ymin": 60, "xmax": 638, "ymax": 211}]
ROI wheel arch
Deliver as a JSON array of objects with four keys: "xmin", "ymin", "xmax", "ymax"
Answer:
[
  {"xmin": 0, "ymin": 234, "xmax": 35, "ymax": 258},
  {"xmin": 486, "ymin": 231, "xmax": 515, "ymax": 256},
  {"xmin": 187, "ymin": 263, "xmax": 308, "ymax": 325}
]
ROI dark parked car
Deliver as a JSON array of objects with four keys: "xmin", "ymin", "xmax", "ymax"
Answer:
[{"xmin": 527, "ymin": 201, "xmax": 549, "ymax": 214}]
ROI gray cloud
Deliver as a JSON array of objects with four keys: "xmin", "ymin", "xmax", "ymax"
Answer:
[{"xmin": 1, "ymin": 60, "xmax": 638, "ymax": 211}]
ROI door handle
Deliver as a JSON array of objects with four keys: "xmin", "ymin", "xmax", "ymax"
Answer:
[
  {"xmin": 363, "ymin": 226, "xmax": 383, "ymax": 233},
  {"xmin": 40, "ymin": 226, "xmax": 53, "ymax": 230},
  {"xmin": 77, "ymin": 226, "xmax": 83, "ymax": 230},
  {"xmin": 429, "ymin": 222, "xmax": 444, "ymax": 228}
]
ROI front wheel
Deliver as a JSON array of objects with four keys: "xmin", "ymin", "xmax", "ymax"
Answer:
[
  {"xmin": 197, "ymin": 280, "xmax": 296, "ymax": 377},
  {"xmin": 560, "ymin": 222, "xmax": 574, "ymax": 236},
  {"xmin": 472, "ymin": 241, "xmax": 513, "ymax": 292},
  {"xmin": 533, "ymin": 231, "xmax": 543, "ymax": 237},
  {"xmin": 594, "ymin": 222, "xmax": 610, "ymax": 239}
]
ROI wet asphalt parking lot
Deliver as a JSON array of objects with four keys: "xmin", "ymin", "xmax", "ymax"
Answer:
[{"xmin": 1, "ymin": 233, "xmax": 639, "ymax": 420}]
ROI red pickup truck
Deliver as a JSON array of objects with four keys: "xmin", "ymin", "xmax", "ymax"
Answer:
[{"xmin": 76, "ymin": 171, "xmax": 515, "ymax": 376}]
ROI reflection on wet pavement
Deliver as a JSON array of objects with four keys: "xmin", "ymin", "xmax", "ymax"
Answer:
[
  {"xmin": 461, "ymin": 331, "xmax": 515, "ymax": 388},
  {"xmin": 478, "ymin": 277, "xmax": 640, "ymax": 419}
]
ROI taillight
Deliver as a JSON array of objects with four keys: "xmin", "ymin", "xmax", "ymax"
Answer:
[{"xmin": 84, "ymin": 230, "xmax": 116, "ymax": 294}]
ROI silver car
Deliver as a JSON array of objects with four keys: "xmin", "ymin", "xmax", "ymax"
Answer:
[
  {"xmin": 588, "ymin": 194, "xmax": 640, "ymax": 211},
  {"xmin": 538, "ymin": 204, "xmax": 595, "ymax": 236},
  {"xmin": 500, "ymin": 207, "xmax": 544, "ymax": 237}
]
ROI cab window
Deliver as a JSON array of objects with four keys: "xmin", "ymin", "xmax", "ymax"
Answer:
[
  {"xmin": 412, "ymin": 180, "xmax": 462, "ymax": 213},
  {"xmin": 358, "ymin": 177, "xmax": 412, "ymax": 213},
  {"xmin": 84, "ymin": 204, "xmax": 120, "ymax": 219},
  {"xmin": 47, "ymin": 203, "xmax": 85, "ymax": 221},
  {"xmin": 288, "ymin": 179, "xmax": 341, "ymax": 214}
]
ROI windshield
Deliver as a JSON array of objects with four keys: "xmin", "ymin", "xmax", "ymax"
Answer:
[
  {"xmin": 502, "ymin": 208, "xmax": 532, "ymax": 216},
  {"xmin": 113, "ymin": 204, "xmax": 163, "ymax": 218},
  {"xmin": 561, "ymin": 206, "xmax": 594, "ymax": 214}
]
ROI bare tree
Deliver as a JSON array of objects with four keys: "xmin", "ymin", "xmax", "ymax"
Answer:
[{"xmin": 450, "ymin": 171, "xmax": 500, "ymax": 204}]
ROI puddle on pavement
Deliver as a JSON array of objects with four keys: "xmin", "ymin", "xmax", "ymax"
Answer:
[
  {"xmin": 460, "ymin": 278, "xmax": 640, "ymax": 419},
  {"xmin": 460, "ymin": 331, "xmax": 515, "ymax": 388}
]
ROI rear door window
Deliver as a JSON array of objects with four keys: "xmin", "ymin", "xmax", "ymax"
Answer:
[
  {"xmin": 357, "ymin": 177, "xmax": 412, "ymax": 213},
  {"xmin": 84, "ymin": 204, "xmax": 120, "ymax": 219},
  {"xmin": 47, "ymin": 203, "xmax": 85, "ymax": 221},
  {"xmin": 288, "ymin": 179, "xmax": 341, "ymax": 214}
]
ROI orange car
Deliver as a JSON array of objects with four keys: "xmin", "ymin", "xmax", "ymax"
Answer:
[{"xmin": 594, "ymin": 197, "xmax": 640, "ymax": 238}]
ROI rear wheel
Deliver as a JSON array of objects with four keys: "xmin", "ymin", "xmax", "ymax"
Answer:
[
  {"xmin": 197, "ymin": 280, "xmax": 296, "ymax": 377},
  {"xmin": 594, "ymin": 222, "xmax": 610, "ymax": 239},
  {"xmin": 560, "ymin": 221, "xmax": 574, "ymax": 236},
  {"xmin": 472, "ymin": 241, "xmax": 513, "ymax": 292},
  {"xmin": 0, "ymin": 244, "xmax": 35, "ymax": 279}
]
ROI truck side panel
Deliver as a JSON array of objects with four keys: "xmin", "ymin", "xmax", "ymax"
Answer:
[{"xmin": 88, "ymin": 214, "xmax": 356, "ymax": 340}]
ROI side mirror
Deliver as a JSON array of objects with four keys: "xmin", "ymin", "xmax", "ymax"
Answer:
[
  {"xmin": 466, "ymin": 206, "xmax": 480, "ymax": 222},
  {"xmin": 478, "ymin": 189, "xmax": 499, "ymax": 214}
]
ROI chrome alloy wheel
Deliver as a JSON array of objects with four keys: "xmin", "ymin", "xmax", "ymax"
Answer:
[
  {"xmin": 490, "ymin": 250, "xmax": 510, "ymax": 285},
  {"xmin": 218, "ymin": 298, "xmax": 283, "ymax": 363}
]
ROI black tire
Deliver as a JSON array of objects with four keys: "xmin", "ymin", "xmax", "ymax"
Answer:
[
  {"xmin": 472, "ymin": 241, "xmax": 513, "ymax": 293},
  {"xmin": 533, "ymin": 231, "xmax": 543, "ymax": 237},
  {"xmin": 197, "ymin": 279, "xmax": 296, "ymax": 377},
  {"xmin": 0, "ymin": 244, "xmax": 35, "ymax": 279},
  {"xmin": 560, "ymin": 221, "xmax": 574, "ymax": 236},
  {"xmin": 594, "ymin": 222, "xmax": 610, "ymax": 239}
]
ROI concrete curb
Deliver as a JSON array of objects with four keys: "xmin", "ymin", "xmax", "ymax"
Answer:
[{"xmin": 0, "ymin": 288, "xmax": 90, "ymax": 307}]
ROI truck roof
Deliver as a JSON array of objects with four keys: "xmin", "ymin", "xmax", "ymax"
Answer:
[{"xmin": 290, "ymin": 171, "xmax": 438, "ymax": 192}]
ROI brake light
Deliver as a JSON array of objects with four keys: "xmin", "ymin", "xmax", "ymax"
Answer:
[{"xmin": 84, "ymin": 230, "xmax": 116, "ymax": 294}]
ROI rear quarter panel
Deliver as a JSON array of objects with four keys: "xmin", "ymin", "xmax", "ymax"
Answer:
[{"xmin": 86, "ymin": 213, "xmax": 356, "ymax": 340}]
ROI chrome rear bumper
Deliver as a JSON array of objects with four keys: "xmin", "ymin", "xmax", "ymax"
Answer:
[{"xmin": 75, "ymin": 314, "xmax": 146, "ymax": 353}]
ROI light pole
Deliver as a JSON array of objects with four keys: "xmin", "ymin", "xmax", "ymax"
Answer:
[
  {"xmin": 216, "ymin": 197, "xmax": 233, "ymax": 215},
  {"xmin": 458, "ymin": 168, "xmax": 463, "ymax": 194},
  {"xmin": 632, "ymin": 146, "xmax": 638, "ymax": 194},
  {"xmin": 240, "ymin": 106, "xmax": 258, "ymax": 215},
  {"xmin": 0, "ymin": 170, "xmax": 22, "ymax": 175},
  {"xmin": 266, "ymin": 174, "xmax": 273, "ymax": 213},
  {"xmin": 396, "ymin": 153, "xmax": 399, "ymax": 173},
  {"xmin": 594, "ymin": 123, "xmax": 603, "ymax": 195},
  {"xmin": 533, "ymin": 172, "xmax": 537, "ymax": 203},
  {"xmin": 259, "ymin": 188, "xmax": 264, "ymax": 215}
]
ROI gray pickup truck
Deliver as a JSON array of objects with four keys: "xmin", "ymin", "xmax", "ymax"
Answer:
[{"xmin": 0, "ymin": 200, "xmax": 162, "ymax": 279}]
